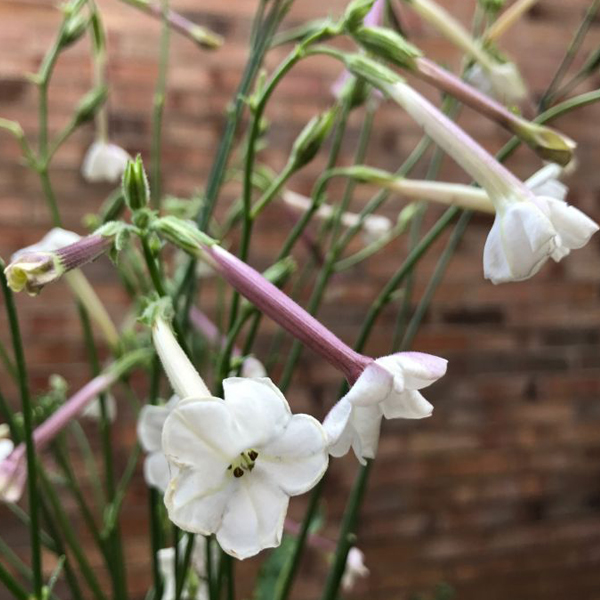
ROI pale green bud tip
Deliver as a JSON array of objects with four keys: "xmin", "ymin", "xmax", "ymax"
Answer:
[
  {"xmin": 122, "ymin": 155, "xmax": 150, "ymax": 211},
  {"xmin": 153, "ymin": 216, "xmax": 216, "ymax": 256},
  {"xmin": 517, "ymin": 122, "xmax": 577, "ymax": 167},
  {"xmin": 75, "ymin": 86, "xmax": 109, "ymax": 124},
  {"xmin": 190, "ymin": 25, "xmax": 224, "ymax": 49},
  {"xmin": 478, "ymin": 0, "xmax": 505, "ymax": 12},
  {"xmin": 344, "ymin": 54, "xmax": 403, "ymax": 90},
  {"xmin": 60, "ymin": 13, "xmax": 89, "ymax": 48},
  {"xmin": 4, "ymin": 253, "xmax": 63, "ymax": 296},
  {"xmin": 344, "ymin": 0, "xmax": 376, "ymax": 31},
  {"xmin": 290, "ymin": 108, "xmax": 339, "ymax": 169},
  {"xmin": 352, "ymin": 26, "xmax": 422, "ymax": 69},
  {"xmin": 344, "ymin": 165, "xmax": 396, "ymax": 185}
]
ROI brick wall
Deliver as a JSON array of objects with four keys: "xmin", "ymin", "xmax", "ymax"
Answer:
[{"xmin": 1, "ymin": 0, "xmax": 600, "ymax": 598}]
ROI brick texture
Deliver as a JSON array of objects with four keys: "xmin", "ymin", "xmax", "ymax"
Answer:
[{"xmin": 1, "ymin": 1, "xmax": 600, "ymax": 599}]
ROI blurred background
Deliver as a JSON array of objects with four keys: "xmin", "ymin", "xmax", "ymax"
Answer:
[{"xmin": 1, "ymin": 0, "xmax": 600, "ymax": 598}]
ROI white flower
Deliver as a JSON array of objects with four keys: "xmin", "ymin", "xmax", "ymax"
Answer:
[
  {"xmin": 323, "ymin": 352, "xmax": 447, "ymax": 463},
  {"xmin": 137, "ymin": 396, "xmax": 180, "ymax": 492},
  {"xmin": 342, "ymin": 547, "xmax": 370, "ymax": 592},
  {"xmin": 466, "ymin": 62, "xmax": 527, "ymax": 106},
  {"xmin": 82, "ymin": 394, "xmax": 117, "ymax": 422},
  {"xmin": 484, "ymin": 195, "xmax": 599, "ymax": 283},
  {"xmin": 162, "ymin": 377, "xmax": 329, "ymax": 559},
  {"xmin": 82, "ymin": 141, "xmax": 131, "ymax": 184},
  {"xmin": 158, "ymin": 536, "xmax": 209, "ymax": 600},
  {"xmin": 0, "ymin": 425, "xmax": 13, "ymax": 462},
  {"xmin": 361, "ymin": 214, "xmax": 393, "ymax": 245},
  {"xmin": 0, "ymin": 429, "xmax": 25, "ymax": 503}
]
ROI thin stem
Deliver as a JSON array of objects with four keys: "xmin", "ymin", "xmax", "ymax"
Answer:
[
  {"xmin": 0, "ymin": 561, "xmax": 29, "ymax": 600},
  {"xmin": 38, "ymin": 167, "xmax": 62, "ymax": 227},
  {"xmin": 151, "ymin": 0, "xmax": 171, "ymax": 208},
  {"xmin": 0, "ymin": 261, "xmax": 43, "ymax": 599}
]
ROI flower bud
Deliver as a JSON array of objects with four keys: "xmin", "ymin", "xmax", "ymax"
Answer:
[
  {"xmin": 351, "ymin": 26, "xmax": 422, "ymax": 70},
  {"xmin": 478, "ymin": 0, "xmax": 505, "ymax": 13},
  {"xmin": 344, "ymin": 0, "xmax": 377, "ymax": 32},
  {"xmin": 74, "ymin": 86, "xmax": 109, "ymax": 125},
  {"xmin": 60, "ymin": 13, "xmax": 89, "ymax": 48},
  {"xmin": 289, "ymin": 107, "xmax": 339, "ymax": 170},
  {"xmin": 189, "ymin": 25, "xmax": 224, "ymax": 49},
  {"xmin": 5, "ymin": 253, "xmax": 63, "ymax": 296},
  {"xmin": 122, "ymin": 155, "xmax": 150, "ymax": 211},
  {"xmin": 515, "ymin": 120, "xmax": 576, "ymax": 167}
]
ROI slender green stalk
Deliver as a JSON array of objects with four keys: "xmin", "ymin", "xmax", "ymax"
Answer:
[
  {"xmin": 174, "ymin": 533, "xmax": 195, "ymax": 600},
  {"xmin": 151, "ymin": 0, "xmax": 171, "ymax": 208},
  {"xmin": 320, "ymin": 462, "xmax": 371, "ymax": 600},
  {"xmin": 0, "ymin": 561, "xmax": 29, "ymax": 600},
  {"xmin": 540, "ymin": 0, "xmax": 600, "ymax": 109},
  {"xmin": 0, "ymin": 338, "xmax": 17, "ymax": 381},
  {"xmin": 38, "ymin": 167, "xmax": 62, "ymax": 227},
  {"xmin": 0, "ymin": 261, "xmax": 43, "ymax": 599},
  {"xmin": 0, "ymin": 536, "xmax": 32, "ymax": 583}
]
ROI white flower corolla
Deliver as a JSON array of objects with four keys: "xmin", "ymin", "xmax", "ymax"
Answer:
[
  {"xmin": 240, "ymin": 355, "xmax": 267, "ymax": 378},
  {"xmin": 0, "ymin": 431, "xmax": 25, "ymax": 503},
  {"xmin": 162, "ymin": 377, "xmax": 329, "ymax": 559},
  {"xmin": 323, "ymin": 352, "xmax": 447, "ymax": 463},
  {"xmin": 137, "ymin": 396, "xmax": 180, "ymax": 491},
  {"xmin": 360, "ymin": 214, "xmax": 393, "ymax": 245},
  {"xmin": 11, "ymin": 228, "xmax": 82, "ymax": 260},
  {"xmin": 342, "ymin": 547, "xmax": 370, "ymax": 592},
  {"xmin": 0, "ymin": 425, "xmax": 13, "ymax": 462},
  {"xmin": 82, "ymin": 394, "xmax": 117, "ymax": 423},
  {"xmin": 82, "ymin": 141, "xmax": 131, "ymax": 184},
  {"xmin": 472, "ymin": 61, "xmax": 527, "ymax": 106},
  {"xmin": 158, "ymin": 536, "xmax": 208, "ymax": 600}
]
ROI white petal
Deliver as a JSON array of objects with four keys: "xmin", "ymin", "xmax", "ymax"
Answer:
[
  {"xmin": 258, "ymin": 414, "xmax": 328, "ymax": 496},
  {"xmin": 484, "ymin": 204, "xmax": 556, "ymax": 283},
  {"xmin": 165, "ymin": 467, "xmax": 234, "ymax": 535},
  {"xmin": 380, "ymin": 389, "xmax": 433, "ymax": 419},
  {"xmin": 544, "ymin": 196, "xmax": 599, "ymax": 253},
  {"xmin": 82, "ymin": 394, "xmax": 117, "ymax": 422},
  {"xmin": 0, "ymin": 439, "xmax": 14, "ymax": 462},
  {"xmin": 222, "ymin": 378, "xmax": 291, "ymax": 448},
  {"xmin": 137, "ymin": 404, "xmax": 172, "ymax": 453},
  {"xmin": 350, "ymin": 405, "xmax": 383, "ymax": 462},
  {"xmin": 11, "ymin": 228, "xmax": 82, "ymax": 261},
  {"xmin": 157, "ymin": 547, "xmax": 177, "ymax": 600},
  {"xmin": 376, "ymin": 352, "xmax": 447, "ymax": 390},
  {"xmin": 343, "ymin": 362, "xmax": 393, "ymax": 407},
  {"xmin": 162, "ymin": 398, "xmax": 244, "ymax": 468},
  {"xmin": 144, "ymin": 452, "xmax": 171, "ymax": 492},
  {"xmin": 82, "ymin": 142, "xmax": 131, "ymax": 184},
  {"xmin": 323, "ymin": 398, "xmax": 353, "ymax": 455},
  {"xmin": 486, "ymin": 61, "xmax": 527, "ymax": 104},
  {"xmin": 240, "ymin": 356, "xmax": 267, "ymax": 378},
  {"xmin": 217, "ymin": 470, "xmax": 288, "ymax": 559}
]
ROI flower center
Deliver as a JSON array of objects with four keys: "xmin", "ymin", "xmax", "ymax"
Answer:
[{"xmin": 227, "ymin": 450, "xmax": 258, "ymax": 478}]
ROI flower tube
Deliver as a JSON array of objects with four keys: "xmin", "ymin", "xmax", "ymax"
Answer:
[
  {"xmin": 150, "ymin": 316, "xmax": 329, "ymax": 559},
  {"xmin": 153, "ymin": 216, "xmax": 447, "ymax": 463},
  {"xmin": 404, "ymin": 0, "xmax": 527, "ymax": 104}
]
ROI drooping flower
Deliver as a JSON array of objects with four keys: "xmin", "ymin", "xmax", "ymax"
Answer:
[
  {"xmin": 342, "ymin": 547, "xmax": 370, "ymax": 592},
  {"xmin": 8, "ymin": 228, "xmax": 119, "ymax": 348},
  {"xmin": 81, "ymin": 393, "xmax": 117, "ymax": 423},
  {"xmin": 82, "ymin": 141, "xmax": 131, "ymax": 184},
  {"xmin": 367, "ymin": 75, "xmax": 598, "ymax": 283},
  {"xmin": 137, "ymin": 396, "xmax": 179, "ymax": 492},
  {"xmin": 151, "ymin": 317, "xmax": 329, "ymax": 559},
  {"xmin": 5, "ymin": 232, "xmax": 114, "ymax": 296}
]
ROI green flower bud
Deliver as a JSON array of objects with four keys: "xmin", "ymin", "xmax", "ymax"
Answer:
[
  {"xmin": 514, "ymin": 120, "xmax": 576, "ymax": 167},
  {"xmin": 352, "ymin": 26, "xmax": 422, "ymax": 70},
  {"xmin": 478, "ymin": 0, "xmax": 505, "ymax": 13},
  {"xmin": 122, "ymin": 156, "xmax": 150, "ymax": 211},
  {"xmin": 289, "ymin": 107, "xmax": 339, "ymax": 170},
  {"xmin": 60, "ymin": 13, "xmax": 89, "ymax": 48},
  {"xmin": 344, "ymin": 0, "xmax": 376, "ymax": 32},
  {"xmin": 189, "ymin": 25, "xmax": 224, "ymax": 50},
  {"xmin": 74, "ymin": 86, "xmax": 108, "ymax": 125},
  {"xmin": 271, "ymin": 18, "xmax": 336, "ymax": 47}
]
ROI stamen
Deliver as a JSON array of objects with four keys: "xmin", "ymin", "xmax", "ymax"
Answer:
[{"xmin": 233, "ymin": 467, "xmax": 244, "ymax": 478}]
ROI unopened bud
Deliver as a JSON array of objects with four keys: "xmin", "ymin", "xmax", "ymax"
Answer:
[
  {"xmin": 351, "ymin": 26, "xmax": 422, "ymax": 70},
  {"xmin": 60, "ymin": 13, "xmax": 89, "ymax": 48},
  {"xmin": 189, "ymin": 25, "xmax": 224, "ymax": 50},
  {"xmin": 75, "ymin": 86, "xmax": 108, "ymax": 125},
  {"xmin": 478, "ymin": 0, "xmax": 505, "ymax": 13},
  {"xmin": 122, "ymin": 156, "xmax": 150, "ymax": 211},
  {"xmin": 289, "ymin": 108, "xmax": 338, "ymax": 170},
  {"xmin": 344, "ymin": 0, "xmax": 376, "ymax": 32}
]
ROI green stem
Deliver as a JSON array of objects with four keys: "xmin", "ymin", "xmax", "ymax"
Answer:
[
  {"xmin": 0, "ymin": 536, "xmax": 32, "ymax": 583},
  {"xmin": 320, "ymin": 462, "xmax": 372, "ymax": 600},
  {"xmin": 38, "ymin": 167, "xmax": 62, "ymax": 227},
  {"xmin": 0, "ymin": 261, "xmax": 43, "ymax": 599},
  {"xmin": 0, "ymin": 561, "xmax": 29, "ymax": 600},
  {"xmin": 151, "ymin": 0, "xmax": 171, "ymax": 208}
]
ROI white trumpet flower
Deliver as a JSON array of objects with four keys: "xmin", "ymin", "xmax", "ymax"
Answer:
[{"xmin": 82, "ymin": 141, "xmax": 131, "ymax": 184}]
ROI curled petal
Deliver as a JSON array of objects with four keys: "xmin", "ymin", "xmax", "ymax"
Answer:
[
  {"xmin": 376, "ymin": 352, "xmax": 447, "ymax": 390},
  {"xmin": 323, "ymin": 398, "xmax": 353, "ymax": 456},
  {"xmin": 137, "ymin": 404, "xmax": 172, "ymax": 453},
  {"xmin": 144, "ymin": 452, "xmax": 171, "ymax": 492},
  {"xmin": 344, "ymin": 362, "xmax": 393, "ymax": 407},
  {"xmin": 380, "ymin": 389, "xmax": 433, "ymax": 419}
]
